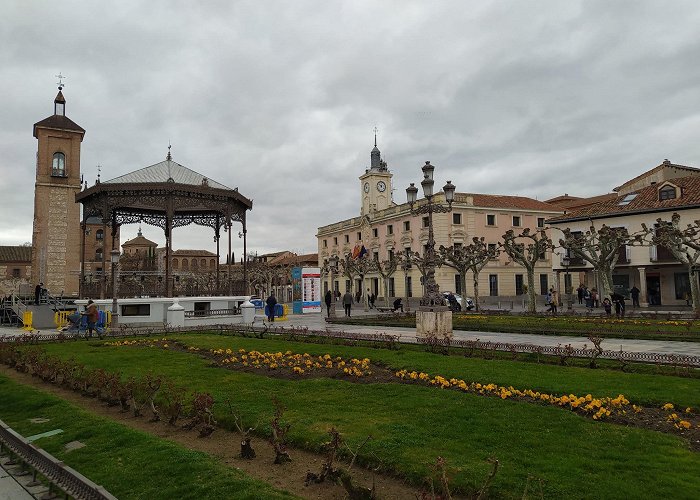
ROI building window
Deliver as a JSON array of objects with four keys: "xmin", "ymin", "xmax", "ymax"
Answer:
[
  {"xmin": 323, "ymin": 239, "xmax": 327, "ymax": 248},
  {"xmin": 96, "ymin": 229, "xmax": 104, "ymax": 241},
  {"xmin": 334, "ymin": 237, "xmax": 338, "ymax": 245},
  {"xmin": 387, "ymin": 225, "xmax": 393, "ymax": 235},
  {"xmin": 674, "ymin": 272, "xmax": 691, "ymax": 300},
  {"xmin": 453, "ymin": 213, "xmax": 462, "ymax": 224},
  {"xmin": 406, "ymin": 276, "xmax": 413, "ymax": 297},
  {"xmin": 489, "ymin": 274, "xmax": 498, "ymax": 296},
  {"xmin": 372, "ymin": 228, "xmax": 378, "ymax": 238},
  {"xmin": 454, "ymin": 274, "xmax": 461, "ymax": 295},
  {"xmin": 357, "ymin": 232, "xmax": 362, "ymax": 241},
  {"xmin": 389, "ymin": 277, "xmax": 395, "ymax": 297},
  {"xmin": 344, "ymin": 234, "xmax": 349, "ymax": 243},
  {"xmin": 345, "ymin": 279, "xmax": 351, "ymax": 292},
  {"xmin": 454, "ymin": 242, "xmax": 462, "ymax": 249},
  {"xmin": 422, "ymin": 216, "xmax": 430, "ymax": 228},
  {"xmin": 659, "ymin": 185, "xmax": 677, "ymax": 201},
  {"xmin": 404, "ymin": 247, "xmax": 412, "ymax": 268},
  {"xmin": 403, "ymin": 221, "xmax": 410, "ymax": 231},
  {"xmin": 52, "ymin": 152, "xmax": 66, "ymax": 177},
  {"xmin": 537, "ymin": 217, "xmax": 545, "ymax": 228},
  {"xmin": 539, "ymin": 274, "xmax": 548, "ymax": 295},
  {"xmin": 373, "ymin": 251, "xmax": 379, "ymax": 261},
  {"xmin": 487, "ymin": 214, "xmax": 496, "ymax": 226},
  {"xmin": 512, "ymin": 216, "xmax": 521, "ymax": 227},
  {"xmin": 488, "ymin": 243, "xmax": 497, "ymax": 257},
  {"xmin": 12, "ymin": 268, "xmax": 21, "ymax": 278},
  {"xmin": 515, "ymin": 274, "xmax": 524, "ymax": 295},
  {"xmin": 122, "ymin": 304, "xmax": 150, "ymax": 316},
  {"xmin": 388, "ymin": 249, "xmax": 394, "ymax": 261},
  {"xmin": 95, "ymin": 249, "xmax": 103, "ymax": 262},
  {"xmin": 173, "ymin": 259, "xmax": 179, "ymax": 270}
]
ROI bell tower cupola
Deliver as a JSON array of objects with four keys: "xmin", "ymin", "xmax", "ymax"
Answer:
[
  {"xmin": 31, "ymin": 83, "xmax": 86, "ymax": 297},
  {"xmin": 359, "ymin": 130, "xmax": 394, "ymax": 216}
]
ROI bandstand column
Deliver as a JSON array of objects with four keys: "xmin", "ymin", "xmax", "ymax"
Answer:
[{"xmin": 227, "ymin": 218, "xmax": 232, "ymax": 295}]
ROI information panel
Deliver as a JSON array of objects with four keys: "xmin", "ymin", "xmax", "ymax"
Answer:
[{"xmin": 301, "ymin": 267, "xmax": 321, "ymax": 313}]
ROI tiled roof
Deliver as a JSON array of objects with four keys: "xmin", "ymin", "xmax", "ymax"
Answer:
[
  {"xmin": 548, "ymin": 174, "xmax": 700, "ymax": 223},
  {"xmin": 33, "ymin": 115, "xmax": 85, "ymax": 138},
  {"xmin": 470, "ymin": 194, "xmax": 559, "ymax": 212},
  {"xmin": 613, "ymin": 160, "xmax": 700, "ymax": 192},
  {"xmin": 172, "ymin": 249, "xmax": 217, "ymax": 256},
  {"xmin": 103, "ymin": 159, "xmax": 232, "ymax": 190},
  {"xmin": 272, "ymin": 253, "xmax": 319, "ymax": 266},
  {"xmin": 0, "ymin": 246, "xmax": 32, "ymax": 263},
  {"xmin": 122, "ymin": 235, "xmax": 158, "ymax": 247},
  {"xmin": 545, "ymin": 193, "xmax": 617, "ymax": 210}
]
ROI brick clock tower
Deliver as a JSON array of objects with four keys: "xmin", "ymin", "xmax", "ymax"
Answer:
[{"xmin": 31, "ymin": 88, "xmax": 85, "ymax": 297}]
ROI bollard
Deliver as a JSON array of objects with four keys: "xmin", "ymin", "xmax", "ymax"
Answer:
[{"xmin": 22, "ymin": 311, "xmax": 33, "ymax": 331}]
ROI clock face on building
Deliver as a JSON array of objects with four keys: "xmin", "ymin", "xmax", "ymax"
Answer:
[
  {"xmin": 363, "ymin": 182, "xmax": 370, "ymax": 193},
  {"xmin": 377, "ymin": 181, "xmax": 386, "ymax": 192}
]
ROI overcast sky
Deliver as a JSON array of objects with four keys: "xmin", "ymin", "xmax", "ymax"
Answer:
[{"xmin": 3, "ymin": 1, "xmax": 700, "ymax": 258}]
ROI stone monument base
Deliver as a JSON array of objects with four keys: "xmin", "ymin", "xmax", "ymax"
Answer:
[{"xmin": 416, "ymin": 306, "xmax": 453, "ymax": 338}]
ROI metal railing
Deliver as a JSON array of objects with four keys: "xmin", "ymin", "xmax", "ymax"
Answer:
[
  {"xmin": 184, "ymin": 308, "xmax": 240, "ymax": 318},
  {"xmin": 0, "ymin": 419, "xmax": 117, "ymax": 500}
]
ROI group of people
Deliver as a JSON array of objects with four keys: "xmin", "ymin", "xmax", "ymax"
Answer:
[{"xmin": 324, "ymin": 290, "xmax": 403, "ymax": 317}]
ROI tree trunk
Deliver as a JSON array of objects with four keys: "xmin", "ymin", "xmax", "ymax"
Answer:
[
  {"xmin": 598, "ymin": 265, "xmax": 615, "ymax": 301},
  {"xmin": 526, "ymin": 268, "xmax": 536, "ymax": 313},
  {"xmin": 471, "ymin": 270, "xmax": 481, "ymax": 312},
  {"xmin": 460, "ymin": 272, "xmax": 469, "ymax": 311},
  {"xmin": 383, "ymin": 277, "xmax": 390, "ymax": 308},
  {"xmin": 689, "ymin": 266, "xmax": 700, "ymax": 315}
]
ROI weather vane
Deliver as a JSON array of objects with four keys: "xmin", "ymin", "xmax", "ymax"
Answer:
[{"xmin": 55, "ymin": 73, "xmax": 66, "ymax": 90}]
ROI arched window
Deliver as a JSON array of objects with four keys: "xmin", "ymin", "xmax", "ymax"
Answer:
[
  {"xmin": 172, "ymin": 258, "xmax": 179, "ymax": 270},
  {"xmin": 192, "ymin": 259, "xmax": 198, "ymax": 268},
  {"xmin": 182, "ymin": 259, "xmax": 189, "ymax": 270},
  {"xmin": 52, "ymin": 152, "xmax": 66, "ymax": 177},
  {"xmin": 96, "ymin": 229, "xmax": 104, "ymax": 241},
  {"xmin": 201, "ymin": 258, "xmax": 207, "ymax": 267},
  {"xmin": 210, "ymin": 259, "xmax": 216, "ymax": 268}
]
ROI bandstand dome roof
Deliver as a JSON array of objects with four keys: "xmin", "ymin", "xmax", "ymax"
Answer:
[{"xmin": 104, "ymin": 158, "xmax": 232, "ymax": 191}]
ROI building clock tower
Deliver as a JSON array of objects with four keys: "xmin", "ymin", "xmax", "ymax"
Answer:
[
  {"xmin": 359, "ymin": 134, "xmax": 393, "ymax": 216},
  {"xmin": 31, "ymin": 86, "xmax": 85, "ymax": 297}
]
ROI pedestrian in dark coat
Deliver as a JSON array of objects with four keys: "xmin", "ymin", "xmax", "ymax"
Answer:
[
  {"xmin": 265, "ymin": 294, "xmax": 277, "ymax": 322},
  {"xmin": 630, "ymin": 286, "xmax": 640, "ymax": 308},
  {"xmin": 35, "ymin": 283, "xmax": 43, "ymax": 305},
  {"xmin": 611, "ymin": 293, "xmax": 626, "ymax": 318},
  {"xmin": 324, "ymin": 290, "xmax": 333, "ymax": 317},
  {"xmin": 577, "ymin": 285, "xmax": 584, "ymax": 305},
  {"xmin": 342, "ymin": 291, "xmax": 353, "ymax": 317}
]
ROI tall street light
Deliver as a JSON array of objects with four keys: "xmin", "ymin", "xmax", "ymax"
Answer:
[
  {"xmin": 110, "ymin": 249, "xmax": 120, "ymax": 328},
  {"xmin": 562, "ymin": 255, "xmax": 571, "ymax": 309},
  {"xmin": 325, "ymin": 255, "xmax": 339, "ymax": 318},
  {"xmin": 406, "ymin": 161, "xmax": 456, "ymax": 307}
]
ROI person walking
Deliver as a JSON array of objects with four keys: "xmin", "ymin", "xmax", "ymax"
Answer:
[
  {"xmin": 630, "ymin": 285, "xmax": 640, "ymax": 308},
  {"xmin": 611, "ymin": 293, "xmax": 626, "ymax": 318},
  {"xmin": 324, "ymin": 290, "xmax": 333, "ymax": 317},
  {"xmin": 83, "ymin": 299, "xmax": 99, "ymax": 338},
  {"xmin": 577, "ymin": 285, "xmax": 584, "ymax": 305},
  {"xmin": 35, "ymin": 282, "xmax": 43, "ymax": 305},
  {"xmin": 342, "ymin": 291, "xmax": 353, "ymax": 317},
  {"xmin": 265, "ymin": 293, "xmax": 277, "ymax": 322},
  {"xmin": 583, "ymin": 287, "xmax": 593, "ymax": 311},
  {"xmin": 602, "ymin": 297, "xmax": 612, "ymax": 316},
  {"xmin": 547, "ymin": 288, "xmax": 558, "ymax": 314}
]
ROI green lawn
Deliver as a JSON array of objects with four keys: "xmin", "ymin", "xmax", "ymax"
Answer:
[
  {"xmin": 0, "ymin": 375, "xmax": 296, "ymax": 500},
  {"xmin": 331, "ymin": 313, "xmax": 700, "ymax": 342},
  {"xmin": 24, "ymin": 334, "xmax": 700, "ymax": 499}
]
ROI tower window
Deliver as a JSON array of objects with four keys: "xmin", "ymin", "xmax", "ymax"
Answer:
[
  {"xmin": 96, "ymin": 229, "xmax": 104, "ymax": 241},
  {"xmin": 52, "ymin": 152, "xmax": 66, "ymax": 177}
]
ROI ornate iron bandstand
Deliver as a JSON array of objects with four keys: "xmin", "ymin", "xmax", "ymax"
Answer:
[{"xmin": 76, "ymin": 153, "xmax": 253, "ymax": 298}]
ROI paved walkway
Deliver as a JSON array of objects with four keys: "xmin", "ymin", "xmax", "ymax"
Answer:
[
  {"xmin": 0, "ymin": 461, "xmax": 39, "ymax": 500},
  {"xmin": 2, "ymin": 303, "xmax": 699, "ymax": 357}
]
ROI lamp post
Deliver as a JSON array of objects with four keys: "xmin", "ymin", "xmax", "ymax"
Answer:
[
  {"xmin": 401, "ymin": 257, "xmax": 411, "ymax": 313},
  {"xmin": 406, "ymin": 161, "xmax": 456, "ymax": 307},
  {"xmin": 562, "ymin": 256, "xmax": 571, "ymax": 310},
  {"xmin": 326, "ymin": 255, "xmax": 339, "ymax": 318},
  {"xmin": 110, "ymin": 249, "xmax": 120, "ymax": 328}
]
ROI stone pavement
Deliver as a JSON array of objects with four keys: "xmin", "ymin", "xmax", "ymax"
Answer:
[
  {"xmin": 0, "ymin": 461, "xmax": 39, "ymax": 500},
  {"xmin": 2, "ymin": 302, "xmax": 699, "ymax": 358}
]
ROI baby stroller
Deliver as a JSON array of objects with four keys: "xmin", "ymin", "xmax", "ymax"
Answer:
[{"xmin": 62, "ymin": 310, "xmax": 107, "ymax": 338}]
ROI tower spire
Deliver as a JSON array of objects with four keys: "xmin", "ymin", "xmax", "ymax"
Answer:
[
  {"xmin": 166, "ymin": 143, "xmax": 172, "ymax": 161},
  {"xmin": 370, "ymin": 127, "xmax": 381, "ymax": 169}
]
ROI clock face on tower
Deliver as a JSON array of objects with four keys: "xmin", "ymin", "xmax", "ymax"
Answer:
[
  {"xmin": 377, "ymin": 181, "xmax": 386, "ymax": 192},
  {"xmin": 363, "ymin": 182, "xmax": 370, "ymax": 193}
]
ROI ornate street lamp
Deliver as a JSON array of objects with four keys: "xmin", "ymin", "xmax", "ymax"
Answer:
[
  {"xmin": 562, "ymin": 255, "xmax": 571, "ymax": 309},
  {"xmin": 324, "ymin": 255, "xmax": 339, "ymax": 318},
  {"xmin": 110, "ymin": 249, "xmax": 121, "ymax": 328},
  {"xmin": 406, "ymin": 161, "xmax": 456, "ymax": 307}
]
